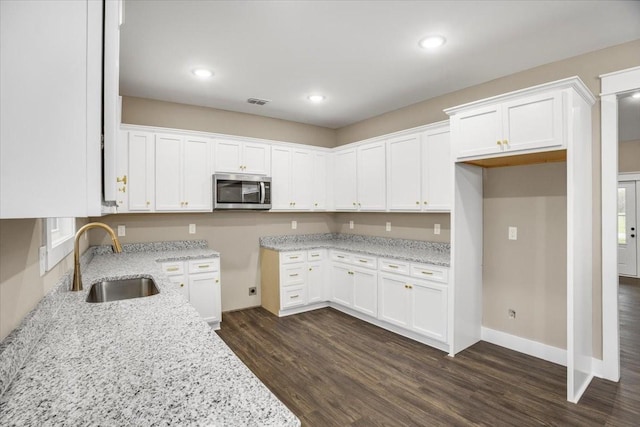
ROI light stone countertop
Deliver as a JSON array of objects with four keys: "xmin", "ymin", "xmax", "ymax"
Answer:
[
  {"xmin": 0, "ymin": 241, "xmax": 299, "ymax": 427},
  {"xmin": 260, "ymin": 233, "xmax": 450, "ymax": 267}
]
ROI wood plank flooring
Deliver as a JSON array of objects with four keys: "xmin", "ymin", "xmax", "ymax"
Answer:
[{"xmin": 216, "ymin": 283, "xmax": 639, "ymax": 426}]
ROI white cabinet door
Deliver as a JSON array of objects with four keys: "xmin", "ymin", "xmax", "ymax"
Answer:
[
  {"xmin": 330, "ymin": 263, "xmax": 353, "ymax": 307},
  {"xmin": 271, "ymin": 146, "xmax": 292, "ymax": 210},
  {"xmin": 214, "ymin": 140, "xmax": 243, "ymax": 173},
  {"xmin": 378, "ymin": 273, "xmax": 410, "ymax": 328},
  {"xmin": 0, "ymin": 0, "xmax": 102, "ymax": 218},
  {"xmin": 352, "ymin": 267, "xmax": 377, "ymax": 317},
  {"xmin": 422, "ymin": 127, "xmax": 452, "ymax": 211},
  {"xmin": 183, "ymin": 137, "xmax": 212, "ymax": 211},
  {"xmin": 357, "ymin": 141, "xmax": 386, "ymax": 210},
  {"xmin": 128, "ymin": 131, "xmax": 155, "ymax": 211},
  {"xmin": 291, "ymin": 148, "xmax": 313, "ymax": 210},
  {"xmin": 308, "ymin": 259, "xmax": 325, "ymax": 304},
  {"xmin": 387, "ymin": 133, "xmax": 422, "ymax": 211},
  {"xmin": 188, "ymin": 273, "xmax": 218, "ymax": 323},
  {"xmin": 243, "ymin": 142, "xmax": 270, "ymax": 175},
  {"xmin": 155, "ymin": 134, "xmax": 183, "ymax": 211},
  {"xmin": 312, "ymin": 152, "xmax": 328, "ymax": 210},
  {"xmin": 333, "ymin": 148, "xmax": 358, "ymax": 210},
  {"xmin": 410, "ymin": 279, "xmax": 448, "ymax": 342},
  {"xmin": 453, "ymin": 104, "xmax": 502, "ymax": 159},
  {"xmin": 502, "ymin": 91, "xmax": 564, "ymax": 153}
]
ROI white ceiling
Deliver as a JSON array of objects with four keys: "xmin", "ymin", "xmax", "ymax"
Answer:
[{"xmin": 119, "ymin": 0, "xmax": 640, "ymax": 129}]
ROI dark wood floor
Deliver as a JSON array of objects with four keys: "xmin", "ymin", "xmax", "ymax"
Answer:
[{"xmin": 217, "ymin": 283, "xmax": 639, "ymax": 426}]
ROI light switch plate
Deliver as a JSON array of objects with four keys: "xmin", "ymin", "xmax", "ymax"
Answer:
[
  {"xmin": 349, "ymin": 220, "xmax": 354, "ymax": 230},
  {"xmin": 291, "ymin": 220, "xmax": 297, "ymax": 230},
  {"xmin": 117, "ymin": 225, "xmax": 126, "ymax": 237},
  {"xmin": 189, "ymin": 224, "xmax": 196, "ymax": 234},
  {"xmin": 434, "ymin": 224, "xmax": 441, "ymax": 235},
  {"xmin": 508, "ymin": 226, "xmax": 518, "ymax": 240},
  {"xmin": 386, "ymin": 222, "xmax": 391, "ymax": 232}
]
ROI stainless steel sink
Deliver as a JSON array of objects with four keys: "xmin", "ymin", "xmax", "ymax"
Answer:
[{"xmin": 86, "ymin": 277, "xmax": 159, "ymax": 303}]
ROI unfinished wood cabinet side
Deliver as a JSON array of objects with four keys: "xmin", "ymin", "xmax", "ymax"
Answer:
[{"xmin": 260, "ymin": 248, "xmax": 281, "ymax": 315}]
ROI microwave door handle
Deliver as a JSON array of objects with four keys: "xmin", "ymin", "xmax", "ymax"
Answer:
[{"xmin": 260, "ymin": 182, "xmax": 265, "ymax": 204}]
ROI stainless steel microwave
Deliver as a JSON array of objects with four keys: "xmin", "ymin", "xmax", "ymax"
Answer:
[{"xmin": 212, "ymin": 174, "xmax": 271, "ymax": 210}]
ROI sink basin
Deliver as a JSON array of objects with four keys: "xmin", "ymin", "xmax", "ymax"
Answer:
[{"xmin": 86, "ymin": 277, "xmax": 159, "ymax": 303}]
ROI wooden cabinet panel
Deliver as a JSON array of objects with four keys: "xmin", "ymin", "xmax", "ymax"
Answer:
[
  {"xmin": 333, "ymin": 148, "xmax": 358, "ymax": 210},
  {"xmin": 388, "ymin": 134, "xmax": 422, "ymax": 211},
  {"xmin": 127, "ymin": 131, "xmax": 154, "ymax": 211},
  {"xmin": 155, "ymin": 134, "xmax": 183, "ymax": 211}
]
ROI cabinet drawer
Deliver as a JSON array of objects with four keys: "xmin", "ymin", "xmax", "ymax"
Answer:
[
  {"xmin": 331, "ymin": 250, "xmax": 352, "ymax": 263},
  {"xmin": 281, "ymin": 251, "xmax": 306, "ymax": 264},
  {"xmin": 162, "ymin": 261, "xmax": 184, "ymax": 276},
  {"xmin": 188, "ymin": 258, "xmax": 219, "ymax": 274},
  {"xmin": 379, "ymin": 258, "xmax": 410, "ymax": 275},
  {"xmin": 281, "ymin": 285, "xmax": 306, "ymax": 309},
  {"xmin": 410, "ymin": 264, "xmax": 448, "ymax": 283},
  {"xmin": 352, "ymin": 254, "xmax": 377, "ymax": 269},
  {"xmin": 307, "ymin": 249, "xmax": 325, "ymax": 261},
  {"xmin": 281, "ymin": 265, "xmax": 306, "ymax": 286}
]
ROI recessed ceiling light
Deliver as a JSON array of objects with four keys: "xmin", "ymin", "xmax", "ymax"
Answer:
[
  {"xmin": 419, "ymin": 35, "xmax": 446, "ymax": 49},
  {"xmin": 192, "ymin": 68, "xmax": 213, "ymax": 78},
  {"xmin": 632, "ymin": 92, "xmax": 640, "ymax": 99},
  {"xmin": 308, "ymin": 95, "xmax": 325, "ymax": 102}
]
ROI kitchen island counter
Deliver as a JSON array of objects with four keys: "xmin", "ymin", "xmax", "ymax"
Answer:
[{"xmin": 0, "ymin": 241, "xmax": 299, "ymax": 426}]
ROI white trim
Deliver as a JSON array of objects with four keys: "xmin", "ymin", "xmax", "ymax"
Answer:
[
  {"xmin": 444, "ymin": 76, "xmax": 595, "ymax": 115},
  {"xmin": 601, "ymin": 66, "xmax": 640, "ymax": 383},
  {"xmin": 481, "ymin": 327, "xmax": 567, "ymax": 366},
  {"xmin": 43, "ymin": 218, "xmax": 75, "ymax": 271},
  {"xmin": 618, "ymin": 173, "xmax": 640, "ymax": 182}
]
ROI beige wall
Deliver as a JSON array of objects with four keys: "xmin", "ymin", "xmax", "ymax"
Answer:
[
  {"xmin": 333, "ymin": 212, "xmax": 450, "ymax": 243},
  {"xmin": 619, "ymin": 139, "xmax": 640, "ymax": 173},
  {"xmin": 122, "ymin": 96, "xmax": 337, "ymax": 148},
  {"xmin": 0, "ymin": 218, "xmax": 88, "ymax": 341},
  {"xmin": 483, "ymin": 163, "xmax": 567, "ymax": 349},
  {"xmin": 90, "ymin": 212, "xmax": 336, "ymax": 311}
]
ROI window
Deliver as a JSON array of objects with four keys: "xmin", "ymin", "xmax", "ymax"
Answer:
[{"xmin": 44, "ymin": 217, "xmax": 76, "ymax": 271}]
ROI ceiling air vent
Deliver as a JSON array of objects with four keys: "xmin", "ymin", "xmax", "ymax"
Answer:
[{"xmin": 247, "ymin": 98, "xmax": 270, "ymax": 106}]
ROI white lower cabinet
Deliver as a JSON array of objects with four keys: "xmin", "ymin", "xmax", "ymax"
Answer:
[
  {"xmin": 261, "ymin": 247, "xmax": 448, "ymax": 350},
  {"xmin": 162, "ymin": 258, "xmax": 222, "ymax": 328},
  {"xmin": 378, "ymin": 271, "xmax": 448, "ymax": 343}
]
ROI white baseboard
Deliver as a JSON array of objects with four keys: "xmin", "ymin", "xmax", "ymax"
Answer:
[
  {"xmin": 482, "ymin": 327, "xmax": 567, "ymax": 366},
  {"xmin": 481, "ymin": 327, "xmax": 604, "ymax": 378}
]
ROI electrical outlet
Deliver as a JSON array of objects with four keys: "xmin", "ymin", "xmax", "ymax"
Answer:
[
  {"xmin": 349, "ymin": 220, "xmax": 354, "ymax": 230},
  {"xmin": 249, "ymin": 287, "xmax": 257, "ymax": 296},
  {"xmin": 291, "ymin": 220, "xmax": 297, "ymax": 230},
  {"xmin": 434, "ymin": 224, "xmax": 441, "ymax": 235},
  {"xmin": 508, "ymin": 226, "xmax": 518, "ymax": 240},
  {"xmin": 386, "ymin": 222, "xmax": 391, "ymax": 232},
  {"xmin": 117, "ymin": 225, "xmax": 126, "ymax": 237},
  {"xmin": 508, "ymin": 309, "xmax": 516, "ymax": 319},
  {"xmin": 189, "ymin": 224, "xmax": 196, "ymax": 234}
]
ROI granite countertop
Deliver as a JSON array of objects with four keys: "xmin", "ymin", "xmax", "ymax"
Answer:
[
  {"xmin": 0, "ymin": 240, "xmax": 299, "ymax": 426},
  {"xmin": 260, "ymin": 233, "xmax": 450, "ymax": 267}
]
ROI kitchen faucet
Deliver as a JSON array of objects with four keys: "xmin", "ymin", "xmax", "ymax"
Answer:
[{"xmin": 71, "ymin": 222, "xmax": 122, "ymax": 291}]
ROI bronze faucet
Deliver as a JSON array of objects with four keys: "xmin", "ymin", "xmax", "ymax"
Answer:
[{"xmin": 71, "ymin": 222, "xmax": 123, "ymax": 291}]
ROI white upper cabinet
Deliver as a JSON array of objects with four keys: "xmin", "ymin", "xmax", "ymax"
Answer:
[
  {"xmin": 387, "ymin": 133, "xmax": 423, "ymax": 211},
  {"xmin": 126, "ymin": 131, "xmax": 155, "ymax": 212},
  {"xmin": 333, "ymin": 148, "xmax": 358, "ymax": 210},
  {"xmin": 387, "ymin": 123, "xmax": 451, "ymax": 212},
  {"xmin": 270, "ymin": 146, "xmax": 318, "ymax": 210},
  {"xmin": 214, "ymin": 140, "xmax": 270, "ymax": 175},
  {"xmin": 450, "ymin": 88, "xmax": 564, "ymax": 160},
  {"xmin": 422, "ymin": 126, "xmax": 452, "ymax": 211},
  {"xmin": 155, "ymin": 133, "xmax": 212, "ymax": 211},
  {"xmin": 0, "ymin": 0, "xmax": 104, "ymax": 218},
  {"xmin": 312, "ymin": 152, "xmax": 328, "ymax": 210},
  {"xmin": 333, "ymin": 141, "xmax": 386, "ymax": 211},
  {"xmin": 357, "ymin": 141, "xmax": 387, "ymax": 211}
]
